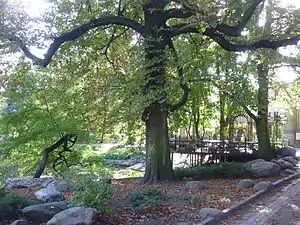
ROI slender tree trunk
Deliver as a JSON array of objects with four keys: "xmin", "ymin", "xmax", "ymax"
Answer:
[
  {"xmin": 219, "ymin": 92, "xmax": 226, "ymax": 141},
  {"xmin": 33, "ymin": 135, "xmax": 71, "ymax": 178},
  {"xmin": 229, "ymin": 118, "xmax": 235, "ymax": 141},
  {"xmin": 142, "ymin": 104, "xmax": 173, "ymax": 184},
  {"xmin": 34, "ymin": 150, "xmax": 49, "ymax": 178},
  {"xmin": 193, "ymin": 109, "xmax": 201, "ymax": 139}
]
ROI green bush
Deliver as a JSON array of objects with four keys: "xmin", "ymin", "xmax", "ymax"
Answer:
[
  {"xmin": 130, "ymin": 188, "xmax": 168, "ymax": 212},
  {"xmin": 0, "ymin": 194, "xmax": 38, "ymax": 220},
  {"xmin": 186, "ymin": 195, "xmax": 206, "ymax": 204},
  {"xmin": 0, "ymin": 181, "xmax": 5, "ymax": 198},
  {"xmin": 102, "ymin": 147, "xmax": 144, "ymax": 160},
  {"xmin": 174, "ymin": 162, "xmax": 251, "ymax": 180},
  {"xmin": 68, "ymin": 173, "xmax": 115, "ymax": 212}
]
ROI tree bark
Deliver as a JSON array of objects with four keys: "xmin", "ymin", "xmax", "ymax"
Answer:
[
  {"xmin": 193, "ymin": 108, "xmax": 201, "ymax": 139},
  {"xmin": 141, "ymin": 2, "xmax": 174, "ymax": 184},
  {"xmin": 142, "ymin": 104, "xmax": 173, "ymax": 184},
  {"xmin": 255, "ymin": 117, "xmax": 273, "ymax": 159},
  {"xmin": 33, "ymin": 134, "xmax": 75, "ymax": 178},
  {"xmin": 219, "ymin": 91, "xmax": 227, "ymax": 141},
  {"xmin": 256, "ymin": 64, "xmax": 273, "ymax": 159}
]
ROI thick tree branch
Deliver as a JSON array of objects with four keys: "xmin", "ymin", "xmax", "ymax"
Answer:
[
  {"xmin": 215, "ymin": 0, "xmax": 265, "ymax": 36},
  {"xmin": 168, "ymin": 40, "xmax": 190, "ymax": 112},
  {"xmin": 9, "ymin": 16, "xmax": 145, "ymax": 67},
  {"xmin": 169, "ymin": 0, "xmax": 264, "ymax": 36},
  {"xmin": 164, "ymin": 8, "xmax": 193, "ymax": 20},
  {"xmin": 170, "ymin": 25, "xmax": 300, "ymax": 51}
]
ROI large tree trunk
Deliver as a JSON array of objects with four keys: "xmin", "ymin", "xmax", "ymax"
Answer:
[
  {"xmin": 142, "ymin": 104, "xmax": 173, "ymax": 184},
  {"xmin": 255, "ymin": 118, "xmax": 273, "ymax": 159},
  {"xmin": 141, "ymin": 2, "xmax": 174, "ymax": 184},
  {"xmin": 256, "ymin": 64, "xmax": 273, "ymax": 159}
]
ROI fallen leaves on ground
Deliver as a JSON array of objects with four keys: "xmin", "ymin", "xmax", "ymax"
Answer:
[{"xmin": 6, "ymin": 176, "xmax": 281, "ymax": 225}]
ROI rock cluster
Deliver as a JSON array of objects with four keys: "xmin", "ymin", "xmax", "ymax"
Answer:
[
  {"xmin": 5, "ymin": 177, "xmax": 104, "ymax": 225},
  {"xmin": 244, "ymin": 147, "xmax": 298, "ymax": 178}
]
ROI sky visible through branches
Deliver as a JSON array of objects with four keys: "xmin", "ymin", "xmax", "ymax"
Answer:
[{"xmin": 16, "ymin": 0, "xmax": 300, "ymax": 82}]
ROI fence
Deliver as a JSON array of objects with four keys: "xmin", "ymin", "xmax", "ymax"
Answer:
[{"xmin": 169, "ymin": 138, "xmax": 258, "ymax": 168}]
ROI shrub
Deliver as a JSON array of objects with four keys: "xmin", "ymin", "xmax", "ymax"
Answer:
[
  {"xmin": 102, "ymin": 147, "xmax": 144, "ymax": 160},
  {"xmin": 68, "ymin": 173, "xmax": 115, "ymax": 212},
  {"xmin": 0, "ymin": 180, "xmax": 5, "ymax": 198},
  {"xmin": 130, "ymin": 188, "xmax": 168, "ymax": 212},
  {"xmin": 0, "ymin": 194, "xmax": 38, "ymax": 220},
  {"xmin": 174, "ymin": 162, "xmax": 251, "ymax": 180},
  {"xmin": 186, "ymin": 195, "xmax": 206, "ymax": 204}
]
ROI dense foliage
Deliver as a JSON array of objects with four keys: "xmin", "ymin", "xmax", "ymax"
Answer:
[
  {"xmin": 174, "ymin": 162, "xmax": 252, "ymax": 180},
  {"xmin": 68, "ymin": 172, "xmax": 115, "ymax": 212},
  {"xmin": 0, "ymin": 0, "xmax": 299, "ymax": 182},
  {"xmin": 130, "ymin": 188, "xmax": 168, "ymax": 212}
]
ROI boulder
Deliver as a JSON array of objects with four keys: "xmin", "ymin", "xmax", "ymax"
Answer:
[
  {"xmin": 280, "ymin": 168, "xmax": 296, "ymax": 177},
  {"xmin": 236, "ymin": 179, "xmax": 256, "ymax": 189},
  {"xmin": 253, "ymin": 181, "xmax": 273, "ymax": 191},
  {"xmin": 244, "ymin": 160, "xmax": 281, "ymax": 178},
  {"xmin": 273, "ymin": 159, "xmax": 295, "ymax": 170},
  {"xmin": 199, "ymin": 208, "xmax": 224, "ymax": 220},
  {"xmin": 280, "ymin": 147, "xmax": 296, "ymax": 158},
  {"xmin": 48, "ymin": 181, "xmax": 72, "ymax": 192},
  {"xmin": 102, "ymin": 157, "xmax": 145, "ymax": 167},
  {"xmin": 185, "ymin": 181, "xmax": 205, "ymax": 190},
  {"xmin": 10, "ymin": 219, "xmax": 31, "ymax": 225},
  {"xmin": 244, "ymin": 159, "xmax": 266, "ymax": 167},
  {"xmin": 46, "ymin": 207, "xmax": 97, "ymax": 225},
  {"xmin": 5, "ymin": 177, "xmax": 56, "ymax": 189},
  {"xmin": 35, "ymin": 188, "xmax": 64, "ymax": 203},
  {"xmin": 281, "ymin": 156, "xmax": 298, "ymax": 167},
  {"xmin": 23, "ymin": 201, "xmax": 68, "ymax": 223}
]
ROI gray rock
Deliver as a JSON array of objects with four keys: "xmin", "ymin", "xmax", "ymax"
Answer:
[
  {"xmin": 280, "ymin": 168, "xmax": 296, "ymax": 177},
  {"xmin": 281, "ymin": 156, "xmax": 298, "ymax": 167},
  {"xmin": 35, "ymin": 188, "xmax": 64, "ymax": 203},
  {"xmin": 4, "ymin": 177, "xmax": 56, "ymax": 189},
  {"xmin": 236, "ymin": 179, "xmax": 256, "ymax": 189},
  {"xmin": 10, "ymin": 219, "xmax": 31, "ymax": 225},
  {"xmin": 102, "ymin": 157, "xmax": 145, "ymax": 167},
  {"xmin": 199, "ymin": 208, "xmax": 224, "ymax": 220},
  {"xmin": 48, "ymin": 181, "xmax": 72, "ymax": 192},
  {"xmin": 280, "ymin": 147, "xmax": 296, "ymax": 158},
  {"xmin": 46, "ymin": 207, "xmax": 97, "ymax": 225},
  {"xmin": 23, "ymin": 201, "xmax": 68, "ymax": 223},
  {"xmin": 274, "ymin": 159, "xmax": 295, "ymax": 170},
  {"xmin": 128, "ymin": 162, "xmax": 146, "ymax": 172},
  {"xmin": 245, "ymin": 160, "xmax": 281, "ymax": 178},
  {"xmin": 253, "ymin": 181, "xmax": 273, "ymax": 191},
  {"xmin": 185, "ymin": 181, "xmax": 205, "ymax": 190},
  {"xmin": 244, "ymin": 159, "xmax": 266, "ymax": 167}
]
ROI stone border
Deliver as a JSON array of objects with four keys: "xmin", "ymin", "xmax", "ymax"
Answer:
[{"xmin": 197, "ymin": 172, "xmax": 300, "ymax": 225}]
